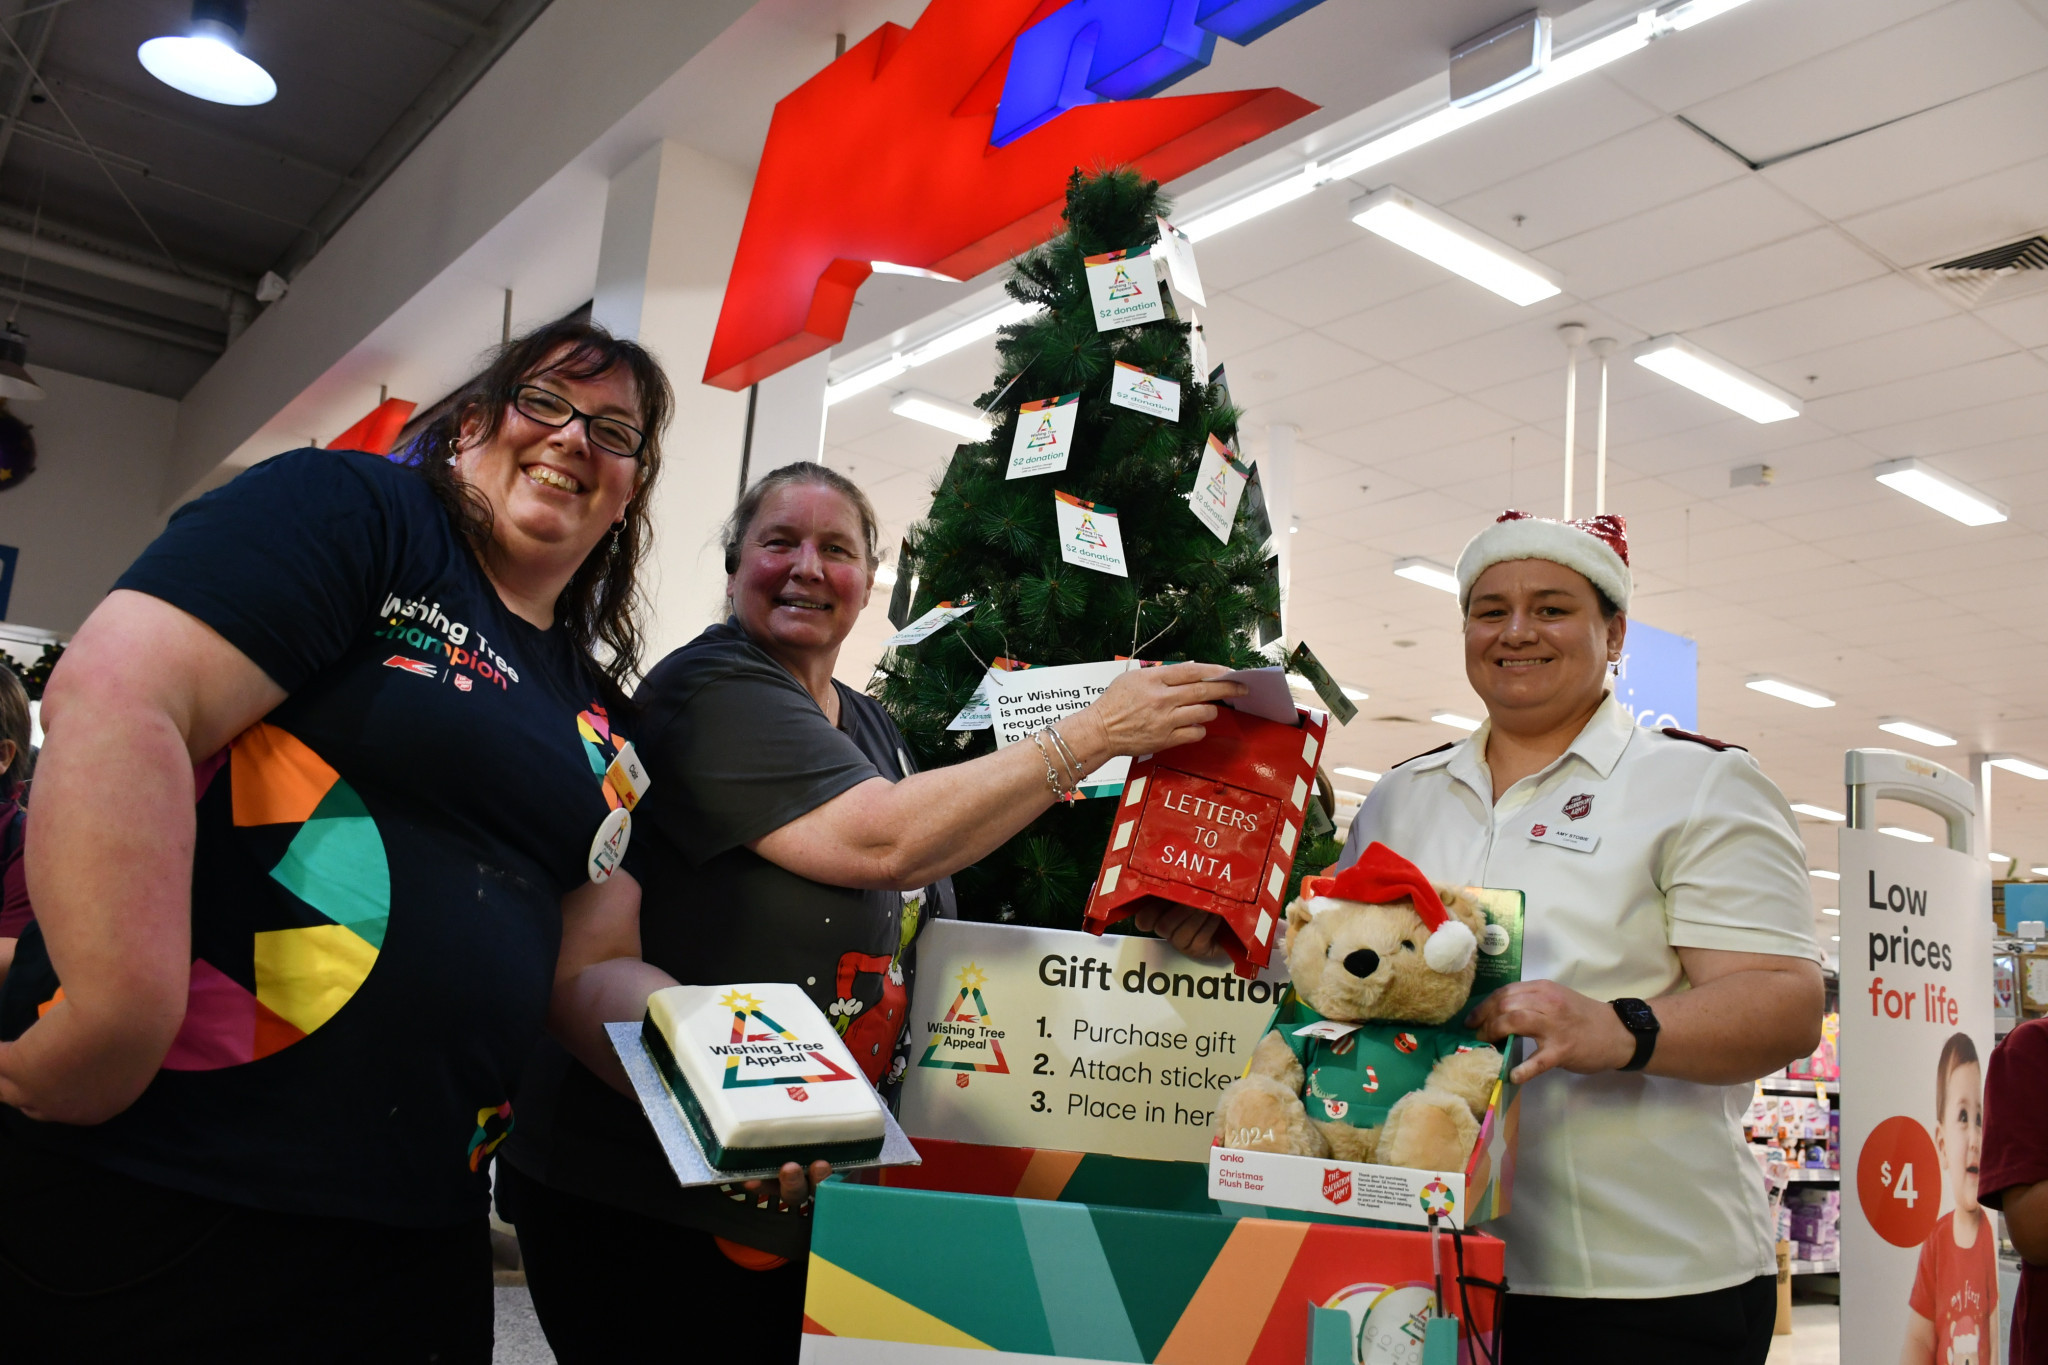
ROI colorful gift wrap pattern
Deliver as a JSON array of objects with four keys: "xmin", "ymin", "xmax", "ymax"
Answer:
[{"xmin": 801, "ymin": 1178, "xmax": 1502, "ymax": 1363}]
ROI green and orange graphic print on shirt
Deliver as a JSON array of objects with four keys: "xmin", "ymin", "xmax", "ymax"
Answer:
[{"xmin": 158, "ymin": 722, "xmax": 390, "ymax": 1069}]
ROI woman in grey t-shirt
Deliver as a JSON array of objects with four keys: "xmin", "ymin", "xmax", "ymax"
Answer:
[{"xmin": 502, "ymin": 461, "xmax": 1241, "ymax": 1362}]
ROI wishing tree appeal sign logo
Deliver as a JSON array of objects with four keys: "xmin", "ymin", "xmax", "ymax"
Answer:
[{"xmin": 703, "ymin": 0, "xmax": 1318, "ymax": 390}]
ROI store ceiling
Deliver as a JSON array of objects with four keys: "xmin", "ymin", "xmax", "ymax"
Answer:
[
  {"xmin": 0, "ymin": 0, "xmax": 549, "ymax": 397},
  {"xmin": 821, "ymin": 0, "xmax": 2048, "ymax": 953}
]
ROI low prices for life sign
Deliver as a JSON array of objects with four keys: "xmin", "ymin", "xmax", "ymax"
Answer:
[
  {"xmin": 896, "ymin": 919, "xmax": 1284, "ymax": 1162},
  {"xmin": 1839, "ymin": 825, "xmax": 1993, "ymax": 1365}
]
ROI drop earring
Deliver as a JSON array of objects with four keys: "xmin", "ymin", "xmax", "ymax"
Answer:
[{"xmin": 608, "ymin": 521, "xmax": 623, "ymax": 557}]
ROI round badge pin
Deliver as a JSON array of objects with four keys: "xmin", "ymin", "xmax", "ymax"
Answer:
[
  {"xmin": 1480, "ymin": 923, "xmax": 1511, "ymax": 956},
  {"xmin": 588, "ymin": 805, "xmax": 632, "ymax": 883}
]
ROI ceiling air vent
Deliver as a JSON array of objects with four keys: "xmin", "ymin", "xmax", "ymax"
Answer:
[{"xmin": 1922, "ymin": 235, "xmax": 2048, "ymax": 307}]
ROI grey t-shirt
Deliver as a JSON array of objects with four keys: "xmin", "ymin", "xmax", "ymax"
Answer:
[{"xmin": 504, "ymin": 620, "xmax": 952, "ymax": 1255}]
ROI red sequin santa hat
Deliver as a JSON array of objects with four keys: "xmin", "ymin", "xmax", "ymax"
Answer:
[
  {"xmin": 1454, "ymin": 510, "xmax": 1631, "ymax": 614},
  {"xmin": 1301, "ymin": 842, "xmax": 1477, "ymax": 974}
]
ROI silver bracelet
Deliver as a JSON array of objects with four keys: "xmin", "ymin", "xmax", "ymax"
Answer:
[
  {"xmin": 1030, "ymin": 730, "xmax": 1074, "ymax": 797},
  {"xmin": 1046, "ymin": 724, "xmax": 1086, "ymax": 786}
]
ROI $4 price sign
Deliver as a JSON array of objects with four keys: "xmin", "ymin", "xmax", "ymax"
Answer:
[{"xmin": 1856, "ymin": 1114, "xmax": 1943, "ymax": 1247}]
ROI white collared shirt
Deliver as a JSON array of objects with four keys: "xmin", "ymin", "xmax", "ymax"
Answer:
[{"xmin": 1340, "ymin": 693, "xmax": 1820, "ymax": 1298}]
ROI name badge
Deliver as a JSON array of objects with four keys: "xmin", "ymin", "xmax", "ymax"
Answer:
[
  {"xmin": 604, "ymin": 740, "xmax": 651, "ymax": 811},
  {"xmin": 1294, "ymin": 1020, "xmax": 1361, "ymax": 1042},
  {"xmin": 1527, "ymin": 820, "xmax": 1599, "ymax": 854}
]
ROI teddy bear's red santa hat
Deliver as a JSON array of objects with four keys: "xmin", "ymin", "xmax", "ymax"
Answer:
[{"xmin": 1301, "ymin": 842, "xmax": 1477, "ymax": 974}]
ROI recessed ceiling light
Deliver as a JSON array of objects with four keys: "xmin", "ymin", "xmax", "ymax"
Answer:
[
  {"xmin": 138, "ymin": 0, "xmax": 276, "ymax": 106},
  {"xmin": 1334, "ymin": 766, "xmax": 1380, "ymax": 782},
  {"xmin": 1432, "ymin": 711, "xmax": 1482, "ymax": 732},
  {"xmin": 1880, "ymin": 826, "xmax": 1935, "ymax": 843},
  {"xmin": 1878, "ymin": 718, "xmax": 1957, "ymax": 748},
  {"xmin": 1873, "ymin": 458, "xmax": 2007, "ymax": 527},
  {"xmin": 1990, "ymin": 755, "xmax": 2048, "ymax": 780},
  {"xmin": 1822, "ymin": 907, "xmax": 1840, "ymax": 916},
  {"xmin": 1349, "ymin": 188, "xmax": 1561, "ymax": 305},
  {"xmin": 1830, "ymin": 934, "xmax": 1840, "ymax": 942},
  {"xmin": 889, "ymin": 390, "xmax": 993, "ymax": 441},
  {"xmin": 1747, "ymin": 677, "xmax": 1834, "ymax": 709},
  {"xmin": 1631, "ymin": 335, "xmax": 1800, "ymax": 423},
  {"xmin": 1789, "ymin": 803, "xmax": 1844, "ymax": 821},
  {"xmin": 1809, "ymin": 869, "xmax": 1840, "ymax": 881},
  {"xmin": 1393, "ymin": 557, "xmax": 1460, "ymax": 594}
]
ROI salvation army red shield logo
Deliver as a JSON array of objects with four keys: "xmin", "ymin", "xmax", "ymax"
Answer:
[
  {"xmin": 786, "ymin": 1086, "xmax": 809, "ymax": 1102},
  {"xmin": 1531, "ymin": 824, "xmax": 1547, "ymax": 837},
  {"xmin": 454, "ymin": 674, "xmax": 472, "ymax": 692},
  {"xmin": 1564, "ymin": 793, "xmax": 1593, "ymax": 821},
  {"xmin": 1322, "ymin": 1168, "xmax": 1353, "ymax": 1205},
  {"xmin": 1395, "ymin": 1032, "xmax": 1419, "ymax": 1054}
]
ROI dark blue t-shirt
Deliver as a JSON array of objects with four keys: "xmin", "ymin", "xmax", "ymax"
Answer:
[{"xmin": 0, "ymin": 449, "xmax": 624, "ymax": 1227}]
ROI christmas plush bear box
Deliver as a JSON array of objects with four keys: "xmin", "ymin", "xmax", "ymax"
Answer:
[{"xmin": 1215, "ymin": 843, "xmax": 1513, "ymax": 1173}]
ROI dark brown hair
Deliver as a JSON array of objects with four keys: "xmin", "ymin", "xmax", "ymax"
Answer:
[
  {"xmin": 403, "ymin": 319, "xmax": 673, "ymax": 689},
  {"xmin": 721, "ymin": 462, "xmax": 880, "ymax": 576},
  {"xmin": 0, "ymin": 663, "xmax": 32, "ymax": 797}
]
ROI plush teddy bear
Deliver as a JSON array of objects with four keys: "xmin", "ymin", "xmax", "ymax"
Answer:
[{"xmin": 1214, "ymin": 841, "xmax": 1503, "ymax": 1172}]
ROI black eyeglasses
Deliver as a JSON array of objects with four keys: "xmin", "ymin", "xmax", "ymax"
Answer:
[{"xmin": 511, "ymin": 385, "xmax": 646, "ymax": 459}]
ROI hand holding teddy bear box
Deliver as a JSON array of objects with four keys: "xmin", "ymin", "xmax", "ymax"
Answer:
[{"xmin": 1208, "ymin": 842, "xmax": 1526, "ymax": 1229}]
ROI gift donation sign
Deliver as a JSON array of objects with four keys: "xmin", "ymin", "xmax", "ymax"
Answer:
[{"xmin": 896, "ymin": 920, "xmax": 1283, "ymax": 1163}]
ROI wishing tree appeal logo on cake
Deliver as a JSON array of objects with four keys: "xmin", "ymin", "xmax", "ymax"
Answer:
[
  {"xmin": 918, "ymin": 963, "xmax": 1012, "ymax": 1076},
  {"xmin": 713, "ymin": 990, "xmax": 858, "ymax": 1089}
]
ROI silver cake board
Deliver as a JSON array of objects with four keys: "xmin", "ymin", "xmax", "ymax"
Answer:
[{"xmin": 606, "ymin": 1021, "xmax": 922, "ymax": 1190}]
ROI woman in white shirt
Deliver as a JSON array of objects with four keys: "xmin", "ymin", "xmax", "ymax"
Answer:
[{"xmin": 1337, "ymin": 511, "xmax": 1823, "ymax": 1365}]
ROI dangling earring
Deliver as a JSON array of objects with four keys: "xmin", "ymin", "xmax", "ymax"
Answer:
[{"xmin": 608, "ymin": 521, "xmax": 623, "ymax": 558}]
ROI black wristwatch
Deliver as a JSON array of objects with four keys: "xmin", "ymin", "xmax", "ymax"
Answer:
[{"xmin": 1611, "ymin": 998, "xmax": 1660, "ymax": 1072}]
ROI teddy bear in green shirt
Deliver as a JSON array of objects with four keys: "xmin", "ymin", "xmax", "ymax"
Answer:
[{"xmin": 1215, "ymin": 842, "xmax": 1504, "ymax": 1171}]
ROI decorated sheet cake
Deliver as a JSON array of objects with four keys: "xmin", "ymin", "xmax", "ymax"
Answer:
[{"xmin": 642, "ymin": 983, "xmax": 886, "ymax": 1170}]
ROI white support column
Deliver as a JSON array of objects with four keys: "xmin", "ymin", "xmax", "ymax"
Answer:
[
  {"xmin": 747, "ymin": 352, "xmax": 830, "ymax": 485},
  {"xmin": 591, "ymin": 139, "xmax": 755, "ymax": 665}
]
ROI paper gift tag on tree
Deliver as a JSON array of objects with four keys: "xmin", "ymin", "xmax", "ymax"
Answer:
[
  {"xmin": 1006, "ymin": 392, "xmax": 1078, "ymax": 479},
  {"xmin": 1188, "ymin": 433, "xmax": 1250, "ymax": 542},
  {"xmin": 1084, "ymin": 248, "xmax": 1166, "ymax": 330},
  {"xmin": 1154, "ymin": 217, "xmax": 1207, "ymax": 306},
  {"xmin": 1109, "ymin": 361, "xmax": 1181, "ymax": 421},
  {"xmin": 1085, "ymin": 704, "xmax": 1331, "ymax": 977},
  {"xmin": 884, "ymin": 599, "xmax": 974, "ymax": 648},
  {"xmin": 1054, "ymin": 490, "xmax": 1128, "ymax": 577}
]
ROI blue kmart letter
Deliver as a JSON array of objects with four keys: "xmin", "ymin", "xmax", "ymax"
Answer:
[{"xmin": 992, "ymin": 0, "xmax": 1327, "ymax": 146}]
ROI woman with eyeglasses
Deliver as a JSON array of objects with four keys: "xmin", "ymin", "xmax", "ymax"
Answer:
[{"xmin": 0, "ymin": 318, "xmax": 672, "ymax": 1362}]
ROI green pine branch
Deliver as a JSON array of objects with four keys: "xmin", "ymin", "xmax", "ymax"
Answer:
[{"xmin": 874, "ymin": 167, "xmax": 1272, "ymax": 928}]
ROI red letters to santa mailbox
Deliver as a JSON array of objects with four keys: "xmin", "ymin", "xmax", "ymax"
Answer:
[{"xmin": 1084, "ymin": 703, "xmax": 1329, "ymax": 977}]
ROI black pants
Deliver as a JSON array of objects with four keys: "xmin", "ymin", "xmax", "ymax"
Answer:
[
  {"xmin": 499, "ymin": 1162, "xmax": 808, "ymax": 1364},
  {"xmin": 0, "ymin": 1120, "xmax": 491, "ymax": 1364},
  {"xmin": 1502, "ymin": 1273, "xmax": 1778, "ymax": 1365}
]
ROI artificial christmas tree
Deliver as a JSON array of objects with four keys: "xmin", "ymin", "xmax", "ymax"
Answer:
[{"xmin": 875, "ymin": 167, "xmax": 1337, "ymax": 928}]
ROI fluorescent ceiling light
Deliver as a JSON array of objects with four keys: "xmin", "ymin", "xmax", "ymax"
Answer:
[
  {"xmin": 1992, "ymin": 851, "xmax": 2013, "ymax": 864},
  {"xmin": 1177, "ymin": 0, "xmax": 1753, "ymax": 242},
  {"xmin": 1873, "ymin": 458, "xmax": 2007, "ymax": 527},
  {"xmin": 1789, "ymin": 803, "xmax": 1844, "ymax": 821},
  {"xmin": 1881, "ymin": 826, "xmax": 1935, "ymax": 843},
  {"xmin": 1822, "ymin": 906, "xmax": 1840, "ymax": 916},
  {"xmin": 139, "ymin": 5, "xmax": 276, "ymax": 106},
  {"xmin": 1432, "ymin": 711, "xmax": 1482, "ymax": 732},
  {"xmin": 1878, "ymin": 718, "xmax": 1957, "ymax": 748},
  {"xmin": 1393, "ymin": 557, "xmax": 1460, "ymax": 594},
  {"xmin": 873, "ymin": 560, "xmax": 898, "ymax": 587},
  {"xmin": 1350, "ymin": 187, "xmax": 1560, "ymax": 305},
  {"xmin": 2033, "ymin": 867, "xmax": 2048, "ymax": 877},
  {"xmin": 1631, "ymin": 335, "xmax": 1799, "ymax": 423},
  {"xmin": 1288, "ymin": 676, "xmax": 1368, "ymax": 702},
  {"xmin": 1334, "ymin": 766, "xmax": 1381, "ymax": 782},
  {"xmin": 1810, "ymin": 869, "xmax": 1840, "ymax": 881},
  {"xmin": 1991, "ymin": 755, "xmax": 2048, "ymax": 780},
  {"xmin": 1746, "ymin": 677, "xmax": 1834, "ymax": 709},
  {"xmin": 1180, "ymin": 167, "xmax": 1320, "ymax": 241},
  {"xmin": 889, "ymin": 390, "xmax": 992, "ymax": 441},
  {"xmin": 826, "ymin": 302, "xmax": 1042, "ymax": 406},
  {"xmin": 1830, "ymin": 934, "xmax": 1840, "ymax": 942}
]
